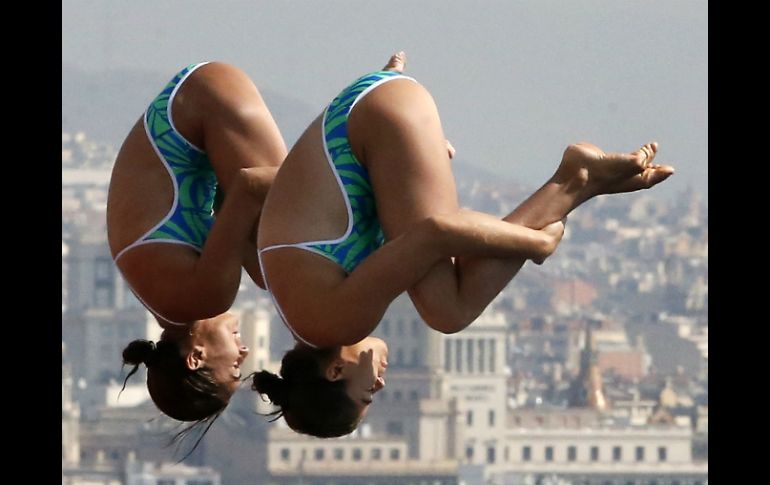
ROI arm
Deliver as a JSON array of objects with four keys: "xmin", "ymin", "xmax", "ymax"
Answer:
[
  {"xmin": 349, "ymin": 73, "xmax": 560, "ymax": 334},
  {"xmin": 143, "ymin": 64, "xmax": 285, "ymax": 320},
  {"xmin": 282, "ymin": 214, "xmax": 558, "ymax": 347}
]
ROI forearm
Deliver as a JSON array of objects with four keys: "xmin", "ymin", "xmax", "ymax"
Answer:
[
  {"xmin": 332, "ymin": 214, "xmax": 548, "ymax": 343},
  {"xmin": 191, "ymin": 172, "xmax": 264, "ymax": 311},
  {"xmin": 440, "ymin": 179, "xmax": 581, "ymax": 325},
  {"xmin": 435, "ymin": 210, "xmax": 553, "ymax": 261},
  {"xmin": 407, "ymin": 210, "xmax": 550, "ymax": 333}
]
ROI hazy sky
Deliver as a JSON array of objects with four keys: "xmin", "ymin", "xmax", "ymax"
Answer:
[{"xmin": 62, "ymin": 0, "xmax": 707, "ymax": 201}]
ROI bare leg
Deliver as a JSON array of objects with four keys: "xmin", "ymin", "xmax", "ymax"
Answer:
[
  {"xmin": 429, "ymin": 142, "xmax": 673, "ymax": 332},
  {"xmin": 509, "ymin": 141, "xmax": 673, "ymax": 229},
  {"xmin": 360, "ymin": 52, "xmax": 674, "ymax": 334}
]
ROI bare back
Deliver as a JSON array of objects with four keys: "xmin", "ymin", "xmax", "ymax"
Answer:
[
  {"xmin": 257, "ymin": 72, "xmax": 440, "ymax": 346},
  {"xmin": 257, "ymin": 114, "xmax": 349, "ymax": 250},
  {"xmin": 107, "ymin": 62, "xmax": 287, "ymax": 323}
]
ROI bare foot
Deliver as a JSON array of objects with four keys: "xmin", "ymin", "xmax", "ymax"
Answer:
[
  {"xmin": 532, "ymin": 218, "xmax": 565, "ymax": 265},
  {"xmin": 556, "ymin": 142, "xmax": 674, "ymax": 202},
  {"xmin": 383, "ymin": 51, "xmax": 406, "ymax": 73}
]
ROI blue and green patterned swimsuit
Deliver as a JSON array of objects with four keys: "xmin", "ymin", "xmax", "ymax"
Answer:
[
  {"xmin": 114, "ymin": 62, "xmax": 217, "ymax": 262},
  {"xmin": 258, "ymin": 70, "xmax": 417, "ymax": 346},
  {"xmin": 260, "ymin": 70, "xmax": 416, "ymax": 273}
]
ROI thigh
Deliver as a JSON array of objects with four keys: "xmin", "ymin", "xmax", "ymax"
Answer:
[
  {"xmin": 350, "ymin": 78, "xmax": 463, "ymax": 318},
  {"xmin": 350, "ymin": 78, "xmax": 460, "ymax": 237},
  {"xmin": 173, "ymin": 62, "xmax": 288, "ymax": 192}
]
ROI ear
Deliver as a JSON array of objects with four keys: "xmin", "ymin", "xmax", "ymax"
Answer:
[
  {"xmin": 185, "ymin": 346, "xmax": 205, "ymax": 371},
  {"xmin": 325, "ymin": 359, "xmax": 346, "ymax": 382}
]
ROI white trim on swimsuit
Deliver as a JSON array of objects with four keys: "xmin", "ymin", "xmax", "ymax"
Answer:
[
  {"xmin": 113, "ymin": 62, "xmax": 210, "ymax": 326},
  {"xmin": 257, "ymin": 74, "xmax": 418, "ymax": 347}
]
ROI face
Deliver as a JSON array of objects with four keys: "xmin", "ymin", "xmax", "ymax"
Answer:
[
  {"xmin": 333, "ymin": 337, "xmax": 389, "ymax": 417},
  {"xmin": 191, "ymin": 312, "xmax": 249, "ymax": 396}
]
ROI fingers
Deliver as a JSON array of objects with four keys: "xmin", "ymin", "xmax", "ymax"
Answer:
[{"xmin": 383, "ymin": 51, "xmax": 407, "ymax": 73}]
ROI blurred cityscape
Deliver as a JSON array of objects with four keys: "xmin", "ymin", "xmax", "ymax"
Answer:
[{"xmin": 62, "ymin": 131, "xmax": 707, "ymax": 485}]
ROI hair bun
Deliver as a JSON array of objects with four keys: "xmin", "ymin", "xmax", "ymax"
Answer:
[
  {"xmin": 122, "ymin": 339, "xmax": 159, "ymax": 367},
  {"xmin": 251, "ymin": 370, "xmax": 288, "ymax": 406}
]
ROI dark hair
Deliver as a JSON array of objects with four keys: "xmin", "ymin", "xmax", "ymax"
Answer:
[
  {"xmin": 122, "ymin": 339, "xmax": 226, "ymax": 422},
  {"xmin": 251, "ymin": 345, "xmax": 361, "ymax": 438}
]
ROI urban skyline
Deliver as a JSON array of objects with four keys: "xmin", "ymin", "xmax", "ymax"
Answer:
[{"xmin": 62, "ymin": 128, "xmax": 707, "ymax": 485}]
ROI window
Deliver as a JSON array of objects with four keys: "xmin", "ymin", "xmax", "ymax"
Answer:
[
  {"xmin": 522, "ymin": 446, "xmax": 531, "ymax": 461},
  {"xmin": 545, "ymin": 446, "xmax": 553, "ymax": 462},
  {"xmin": 94, "ymin": 286, "xmax": 112, "ymax": 308},
  {"xmin": 568, "ymin": 446, "xmax": 577, "ymax": 462},
  {"xmin": 488, "ymin": 338, "xmax": 496, "ymax": 372},
  {"xmin": 352, "ymin": 448, "xmax": 362, "ymax": 461},
  {"xmin": 466, "ymin": 410, "xmax": 473, "ymax": 426},
  {"xmin": 504, "ymin": 446, "xmax": 510, "ymax": 461},
  {"xmin": 390, "ymin": 448, "xmax": 400, "ymax": 460},
  {"xmin": 386, "ymin": 421, "xmax": 404, "ymax": 435},
  {"xmin": 412, "ymin": 319, "xmax": 419, "ymax": 336},
  {"xmin": 466, "ymin": 446, "xmax": 474, "ymax": 460},
  {"xmin": 455, "ymin": 339, "xmax": 462, "ymax": 372},
  {"xmin": 314, "ymin": 448, "xmax": 325, "ymax": 460},
  {"xmin": 157, "ymin": 481, "xmax": 174, "ymax": 485},
  {"xmin": 590, "ymin": 446, "xmax": 599, "ymax": 462},
  {"xmin": 280, "ymin": 448, "xmax": 290, "ymax": 461},
  {"xmin": 411, "ymin": 349, "xmax": 419, "ymax": 366},
  {"xmin": 467, "ymin": 340, "xmax": 475, "ymax": 372},
  {"xmin": 258, "ymin": 336, "xmax": 265, "ymax": 348},
  {"xmin": 488, "ymin": 410, "xmax": 495, "ymax": 427},
  {"xmin": 334, "ymin": 448, "xmax": 344, "ymax": 460},
  {"xmin": 95, "ymin": 258, "xmax": 113, "ymax": 280},
  {"xmin": 658, "ymin": 446, "xmax": 667, "ymax": 462},
  {"xmin": 396, "ymin": 348, "xmax": 404, "ymax": 365},
  {"xmin": 397, "ymin": 319, "xmax": 404, "ymax": 336},
  {"xmin": 394, "ymin": 390, "xmax": 403, "ymax": 401},
  {"xmin": 613, "ymin": 446, "xmax": 622, "ymax": 462},
  {"xmin": 444, "ymin": 340, "xmax": 452, "ymax": 372},
  {"xmin": 478, "ymin": 339, "xmax": 486, "ymax": 372},
  {"xmin": 372, "ymin": 448, "xmax": 382, "ymax": 460},
  {"xmin": 486, "ymin": 446, "xmax": 496, "ymax": 464},
  {"xmin": 186, "ymin": 481, "xmax": 213, "ymax": 485},
  {"xmin": 410, "ymin": 390, "xmax": 419, "ymax": 401},
  {"xmin": 635, "ymin": 446, "xmax": 645, "ymax": 462}
]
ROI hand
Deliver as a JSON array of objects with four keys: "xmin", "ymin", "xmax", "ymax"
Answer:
[{"xmin": 532, "ymin": 218, "xmax": 566, "ymax": 265}]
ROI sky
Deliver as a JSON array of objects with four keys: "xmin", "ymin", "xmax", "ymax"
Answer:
[{"xmin": 62, "ymin": 0, "xmax": 707, "ymax": 202}]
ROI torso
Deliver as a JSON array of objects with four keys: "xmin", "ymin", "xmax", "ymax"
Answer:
[
  {"xmin": 257, "ymin": 71, "xmax": 416, "ymax": 344},
  {"xmin": 108, "ymin": 64, "xmax": 213, "ymax": 261},
  {"xmin": 106, "ymin": 63, "xmax": 219, "ymax": 322}
]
